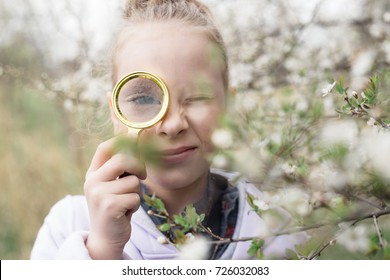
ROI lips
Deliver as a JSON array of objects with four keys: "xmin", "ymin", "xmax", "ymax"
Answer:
[{"xmin": 159, "ymin": 146, "xmax": 197, "ymax": 164}]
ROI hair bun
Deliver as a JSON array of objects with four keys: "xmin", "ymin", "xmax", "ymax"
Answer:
[{"xmin": 123, "ymin": 0, "xmax": 210, "ymax": 20}]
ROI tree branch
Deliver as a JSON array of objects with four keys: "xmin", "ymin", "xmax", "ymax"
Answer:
[{"xmin": 208, "ymin": 207, "xmax": 390, "ymax": 245}]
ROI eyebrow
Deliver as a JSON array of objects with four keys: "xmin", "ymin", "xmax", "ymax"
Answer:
[{"xmin": 122, "ymin": 78, "xmax": 161, "ymax": 94}]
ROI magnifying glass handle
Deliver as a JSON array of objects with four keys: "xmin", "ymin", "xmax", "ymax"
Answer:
[
  {"xmin": 118, "ymin": 128, "xmax": 142, "ymax": 179},
  {"xmin": 119, "ymin": 172, "xmax": 131, "ymax": 179},
  {"xmin": 128, "ymin": 128, "xmax": 141, "ymax": 135}
]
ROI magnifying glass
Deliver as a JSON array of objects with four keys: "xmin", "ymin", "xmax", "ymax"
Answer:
[{"xmin": 112, "ymin": 71, "xmax": 170, "ymax": 134}]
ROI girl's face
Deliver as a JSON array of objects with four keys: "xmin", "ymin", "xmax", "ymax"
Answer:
[{"xmin": 112, "ymin": 21, "xmax": 226, "ymax": 190}]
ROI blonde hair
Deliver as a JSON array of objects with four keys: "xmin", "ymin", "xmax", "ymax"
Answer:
[{"xmin": 112, "ymin": 0, "xmax": 229, "ymax": 89}]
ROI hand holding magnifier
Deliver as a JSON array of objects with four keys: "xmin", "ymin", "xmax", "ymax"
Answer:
[{"xmin": 112, "ymin": 71, "xmax": 169, "ymax": 178}]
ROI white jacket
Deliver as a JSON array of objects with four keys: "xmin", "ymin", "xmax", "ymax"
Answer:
[{"xmin": 31, "ymin": 178, "xmax": 306, "ymax": 259}]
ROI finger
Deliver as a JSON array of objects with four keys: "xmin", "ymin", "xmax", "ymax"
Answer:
[
  {"xmin": 103, "ymin": 193, "xmax": 141, "ymax": 219},
  {"xmin": 92, "ymin": 153, "xmax": 147, "ymax": 182},
  {"xmin": 102, "ymin": 175, "xmax": 141, "ymax": 195},
  {"xmin": 86, "ymin": 138, "xmax": 117, "ymax": 178},
  {"xmin": 85, "ymin": 183, "xmax": 141, "ymax": 214},
  {"xmin": 86, "ymin": 134, "xmax": 139, "ymax": 179}
]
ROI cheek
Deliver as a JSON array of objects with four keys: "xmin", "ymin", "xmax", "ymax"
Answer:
[
  {"xmin": 113, "ymin": 119, "xmax": 128, "ymax": 135},
  {"xmin": 188, "ymin": 104, "xmax": 223, "ymax": 150}
]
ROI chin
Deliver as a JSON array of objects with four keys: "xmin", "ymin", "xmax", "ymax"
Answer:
[{"xmin": 146, "ymin": 162, "xmax": 210, "ymax": 190}]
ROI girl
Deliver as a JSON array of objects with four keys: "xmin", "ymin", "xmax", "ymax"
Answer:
[{"xmin": 31, "ymin": 0, "xmax": 305, "ymax": 260}]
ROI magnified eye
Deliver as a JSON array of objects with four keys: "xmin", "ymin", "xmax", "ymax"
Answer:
[
  {"xmin": 127, "ymin": 94, "xmax": 161, "ymax": 105},
  {"xmin": 114, "ymin": 73, "xmax": 168, "ymax": 124}
]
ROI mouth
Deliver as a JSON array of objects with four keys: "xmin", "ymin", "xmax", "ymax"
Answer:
[{"xmin": 159, "ymin": 146, "xmax": 198, "ymax": 164}]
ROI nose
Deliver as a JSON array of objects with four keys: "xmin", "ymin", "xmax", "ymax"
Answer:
[{"xmin": 155, "ymin": 102, "xmax": 189, "ymax": 137}]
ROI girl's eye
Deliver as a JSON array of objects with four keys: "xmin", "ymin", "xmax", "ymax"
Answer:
[{"xmin": 185, "ymin": 96, "xmax": 214, "ymax": 103}]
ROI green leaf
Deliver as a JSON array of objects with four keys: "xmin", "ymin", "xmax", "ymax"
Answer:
[
  {"xmin": 173, "ymin": 215, "xmax": 190, "ymax": 231},
  {"xmin": 311, "ymin": 102, "xmax": 324, "ymax": 120},
  {"xmin": 349, "ymin": 97, "xmax": 359, "ymax": 108},
  {"xmin": 158, "ymin": 223, "xmax": 171, "ymax": 232},
  {"xmin": 247, "ymin": 239, "xmax": 264, "ymax": 259},
  {"xmin": 296, "ymin": 158, "xmax": 308, "ymax": 177},
  {"xmin": 143, "ymin": 194, "xmax": 167, "ymax": 214},
  {"xmin": 320, "ymin": 144, "xmax": 349, "ymax": 163},
  {"xmin": 246, "ymin": 192, "xmax": 259, "ymax": 212},
  {"xmin": 143, "ymin": 194, "xmax": 153, "ymax": 206},
  {"xmin": 282, "ymin": 102, "xmax": 294, "ymax": 113},
  {"xmin": 285, "ymin": 248, "xmax": 300, "ymax": 260},
  {"xmin": 185, "ymin": 205, "xmax": 199, "ymax": 228},
  {"xmin": 384, "ymin": 245, "xmax": 390, "ymax": 260},
  {"xmin": 335, "ymin": 82, "xmax": 346, "ymax": 94},
  {"xmin": 113, "ymin": 136, "xmax": 137, "ymax": 155},
  {"xmin": 153, "ymin": 197, "xmax": 167, "ymax": 213},
  {"xmin": 363, "ymin": 76, "xmax": 379, "ymax": 105},
  {"xmin": 173, "ymin": 229, "xmax": 187, "ymax": 244},
  {"xmin": 340, "ymin": 104, "xmax": 351, "ymax": 115}
]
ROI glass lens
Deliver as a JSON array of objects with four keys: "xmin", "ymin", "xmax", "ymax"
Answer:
[{"xmin": 117, "ymin": 77, "xmax": 164, "ymax": 123}]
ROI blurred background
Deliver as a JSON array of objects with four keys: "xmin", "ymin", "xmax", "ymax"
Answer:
[{"xmin": 0, "ymin": 0, "xmax": 389, "ymax": 259}]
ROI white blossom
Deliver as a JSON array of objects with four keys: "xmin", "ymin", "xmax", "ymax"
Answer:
[
  {"xmin": 253, "ymin": 192, "xmax": 280, "ymax": 211},
  {"xmin": 317, "ymin": 0, "xmax": 366, "ymax": 22},
  {"xmin": 296, "ymin": 99, "xmax": 309, "ymax": 112},
  {"xmin": 308, "ymin": 162, "xmax": 349, "ymax": 191},
  {"xmin": 229, "ymin": 62, "xmax": 253, "ymax": 88},
  {"xmin": 279, "ymin": 187, "xmax": 312, "ymax": 216},
  {"xmin": 337, "ymin": 225, "xmax": 370, "ymax": 253},
  {"xmin": 310, "ymin": 191, "xmax": 343, "ymax": 208},
  {"xmin": 211, "ymin": 128, "xmax": 234, "ymax": 149},
  {"xmin": 360, "ymin": 131, "xmax": 390, "ymax": 181},
  {"xmin": 321, "ymin": 81, "xmax": 336, "ymax": 97},
  {"xmin": 383, "ymin": 41, "xmax": 390, "ymax": 63},
  {"xmin": 320, "ymin": 120, "xmax": 358, "ymax": 147},
  {"xmin": 268, "ymin": 132, "xmax": 282, "ymax": 146},
  {"xmin": 281, "ymin": 162, "xmax": 297, "ymax": 177},
  {"xmin": 329, "ymin": 196, "xmax": 344, "ymax": 208},
  {"xmin": 367, "ymin": 117, "xmax": 376, "ymax": 127},
  {"xmin": 369, "ymin": 23, "xmax": 385, "ymax": 39},
  {"xmin": 383, "ymin": 11, "xmax": 390, "ymax": 23},
  {"xmin": 349, "ymin": 91, "xmax": 358, "ymax": 99},
  {"xmin": 350, "ymin": 49, "xmax": 377, "ymax": 77},
  {"xmin": 261, "ymin": 209, "xmax": 289, "ymax": 234},
  {"xmin": 157, "ymin": 236, "xmax": 168, "ymax": 244},
  {"xmin": 236, "ymin": 91, "xmax": 259, "ymax": 113},
  {"xmin": 178, "ymin": 236, "xmax": 209, "ymax": 260},
  {"xmin": 232, "ymin": 147, "xmax": 263, "ymax": 177},
  {"xmin": 185, "ymin": 232, "xmax": 195, "ymax": 241},
  {"xmin": 63, "ymin": 99, "xmax": 73, "ymax": 112},
  {"xmin": 211, "ymin": 153, "xmax": 229, "ymax": 169}
]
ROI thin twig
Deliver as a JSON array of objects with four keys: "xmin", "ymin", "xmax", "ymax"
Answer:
[
  {"xmin": 308, "ymin": 239, "xmax": 335, "ymax": 260},
  {"xmin": 373, "ymin": 215, "xmax": 385, "ymax": 249},
  {"xmin": 358, "ymin": 104, "xmax": 390, "ymax": 130},
  {"xmin": 340, "ymin": 191, "xmax": 385, "ymax": 210},
  {"xmin": 199, "ymin": 225, "xmax": 225, "ymax": 241},
  {"xmin": 208, "ymin": 207, "xmax": 390, "ymax": 245},
  {"xmin": 308, "ymin": 211, "xmax": 388, "ymax": 259}
]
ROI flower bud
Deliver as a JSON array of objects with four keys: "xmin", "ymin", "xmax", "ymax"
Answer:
[{"xmin": 157, "ymin": 236, "xmax": 168, "ymax": 244}]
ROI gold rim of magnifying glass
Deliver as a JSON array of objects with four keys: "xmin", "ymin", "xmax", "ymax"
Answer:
[{"xmin": 112, "ymin": 71, "xmax": 170, "ymax": 129}]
